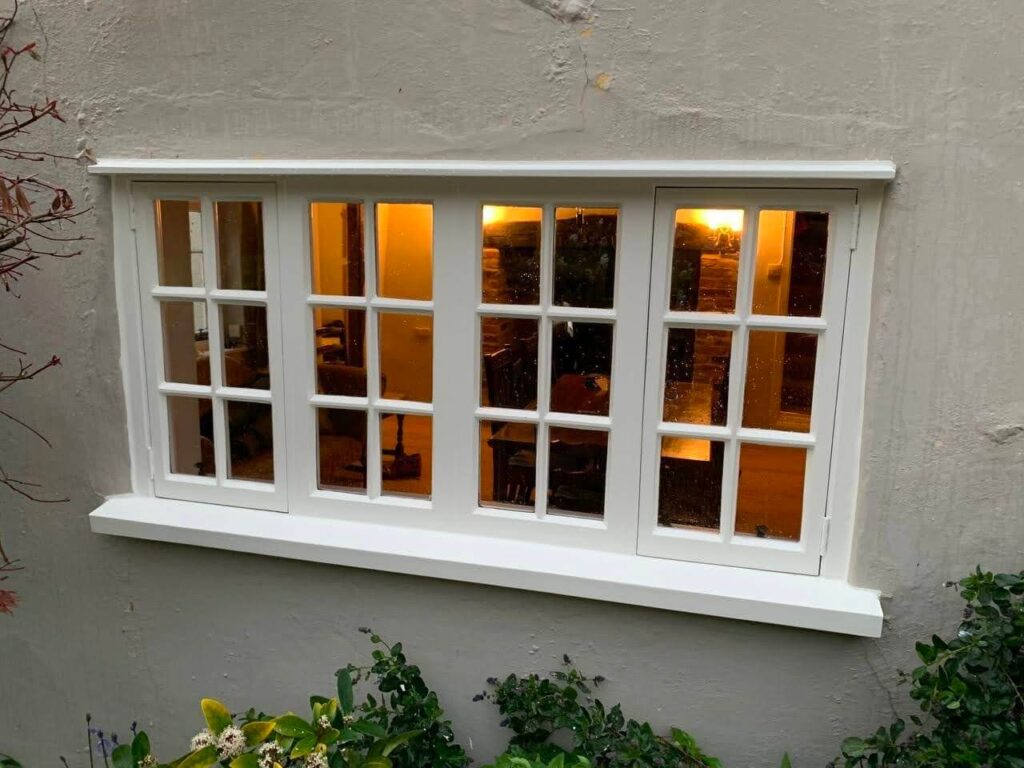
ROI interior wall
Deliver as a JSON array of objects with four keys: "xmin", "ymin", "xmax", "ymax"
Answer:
[{"xmin": 2, "ymin": 1, "xmax": 1024, "ymax": 766}]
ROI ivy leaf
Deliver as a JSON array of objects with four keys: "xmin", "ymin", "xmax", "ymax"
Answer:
[
  {"xmin": 841, "ymin": 738, "xmax": 867, "ymax": 758},
  {"xmin": 201, "ymin": 698, "xmax": 233, "ymax": 735}
]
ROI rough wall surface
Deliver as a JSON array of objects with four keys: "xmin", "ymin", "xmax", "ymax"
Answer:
[{"xmin": 1, "ymin": 0, "xmax": 1023, "ymax": 764}]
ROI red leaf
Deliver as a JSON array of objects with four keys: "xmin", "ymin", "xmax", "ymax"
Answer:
[{"xmin": 0, "ymin": 589, "xmax": 18, "ymax": 615}]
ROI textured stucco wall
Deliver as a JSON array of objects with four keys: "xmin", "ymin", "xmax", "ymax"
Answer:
[{"xmin": 2, "ymin": 0, "xmax": 1023, "ymax": 765}]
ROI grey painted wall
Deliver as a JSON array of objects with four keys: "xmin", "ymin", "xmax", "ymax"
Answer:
[{"xmin": 1, "ymin": 0, "xmax": 1023, "ymax": 765}]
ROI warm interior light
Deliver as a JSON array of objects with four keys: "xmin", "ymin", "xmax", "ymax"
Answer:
[
  {"xmin": 482, "ymin": 205, "xmax": 502, "ymax": 226},
  {"xmin": 697, "ymin": 208, "xmax": 744, "ymax": 232}
]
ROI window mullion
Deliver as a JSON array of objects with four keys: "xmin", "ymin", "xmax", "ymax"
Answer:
[
  {"xmin": 364, "ymin": 198, "xmax": 383, "ymax": 500},
  {"xmin": 533, "ymin": 204, "xmax": 555, "ymax": 519}
]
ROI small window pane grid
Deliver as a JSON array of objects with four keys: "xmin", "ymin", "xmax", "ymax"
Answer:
[
  {"xmin": 135, "ymin": 182, "xmax": 857, "ymax": 576},
  {"xmin": 476, "ymin": 204, "xmax": 618, "ymax": 522},
  {"xmin": 307, "ymin": 201, "xmax": 435, "ymax": 503},
  {"xmin": 138, "ymin": 186, "xmax": 287, "ymax": 511},
  {"xmin": 638, "ymin": 190, "xmax": 854, "ymax": 575}
]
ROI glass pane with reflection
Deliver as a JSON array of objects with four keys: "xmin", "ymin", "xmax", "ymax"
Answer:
[
  {"xmin": 376, "ymin": 203, "xmax": 432, "ymax": 301},
  {"xmin": 220, "ymin": 304, "xmax": 269, "ymax": 389},
  {"xmin": 553, "ymin": 207, "xmax": 617, "ymax": 308},
  {"xmin": 742, "ymin": 330, "xmax": 818, "ymax": 432},
  {"xmin": 314, "ymin": 307, "xmax": 367, "ymax": 396},
  {"xmin": 167, "ymin": 395, "xmax": 214, "ymax": 477},
  {"xmin": 380, "ymin": 412, "xmax": 431, "ymax": 499},
  {"xmin": 480, "ymin": 316, "xmax": 539, "ymax": 408},
  {"xmin": 550, "ymin": 321, "xmax": 612, "ymax": 416},
  {"xmin": 479, "ymin": 420, "xmax": 535, "ymax": 510},
  {"xmin": 155, "ymin": 199, "xmax": 204, "ymax": 287},
  {"xmin": 379, "ymin": 312, "xmax": 432, "ymax": 403},
  {"xmin": 482, "ymin": 205, "xmax": 541, "ymax": 305},
  {"xmin": 735, "ymin": 443, "xmax": 806, "ymax": 540},
  {"xmin": 317, "ymin": 407, "xmax": 367, "ymax": 493},
  {"xmin": 161, "ymin": 301, "xmax": 209, "ymax": 385},
  {"xmin": 310, "ymin": 202, "xmax": 365, "ymax": 296},
  {"xmin": 670, "ymin": 209, "xmax": 742, "ymax": 313},
  {"xmin": 663, "ymin": 328, "xmax": 731, "ymax": 425},
  {"xmin": 548, "ymin": 427, "xmax": 607, "ymax": 518},
  {"xmin": 215, "ymin": 201, "xmax": 265, "ymax": 291},
  {"xmin": 225, "ymin": 401, "xmax": 274, "ymax": 483},
  {"xmin": 753, "ymin": 210, "xmax": 829, "ymax": 317},
  {"xmin": 657, "ymin": 438, "xmax": 724, "ymax": 531}
]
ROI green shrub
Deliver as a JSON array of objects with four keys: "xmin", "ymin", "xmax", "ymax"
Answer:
[{"xmin": 839, "ymin": 568, "xmax": 1024, "ymax": 767}]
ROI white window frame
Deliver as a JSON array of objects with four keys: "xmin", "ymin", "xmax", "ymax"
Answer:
[{"xmin": 92, "ymin": 159, "xmax": 893, "ymax": 637}]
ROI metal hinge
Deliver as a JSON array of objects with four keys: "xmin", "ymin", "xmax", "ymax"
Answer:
[
  {"xmin": 849, "ymin": 203, "xmax": 861, "ymax": 250},
  {"xmin": 820, "ymin": 517, "xmax": 832, "ymax": 555}
]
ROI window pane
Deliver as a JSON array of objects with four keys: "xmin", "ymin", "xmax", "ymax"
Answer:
[
  {"xmin": 311, "ymin": 202, "xmax": 365, "ymax": 296},
  {"xmin": 548, "ymin": 427, "xmax": 607, "ymax": 518},
  {"xmin": 480, "ymin": 316, "xmax": 538, "ymax": 409},
  {"xmin": 376, "ymin": 203, "xmax": 432, "ymax": 301},
  {"xmin": 154, "ymin": 199, "xmax": 203, "ymax": 287},
  {"xmin": 380, "ymin": 412, "xmax": 431, "ymax": 499},
  {"xmin": 482, "ymin": 205, "xmax": 541, "ymax": 305},
  {"xmin": 663, "ymin": 328, "xmax": 731, "ymax": 425},
  {"xmin": 167, "ymin": 396, "xmax": 213, "ymax": 477},
  {"xmin": 753, "ymin": 210, "xmax": 829, "ymax": 317},
  {"xmin": 314, "ymin": 307, "xmax": 367, "ymax": 396},
  {"xmin": 317, "ymin": 407, "xmax": 367, "ymax": 493},
  {"xmin": 215, "ymin": 201, "xmax": 265, "ymax": 290},
  {"xmin": 657, "ymin": 438, "xmax": 724, "ymax": 531},
  {"xmin": 480, "ymin": 420, "xmax": 535, "ymax": 510},
  {"xmin": 220, "ymin": 304, "xmax": 269, "ymax": 389},
  {"xmin": 553, "ymin": 207, "xmax": 617, "ymax": 308},
  {"xmin": 550, "ymin": 321, "xmax": 612, "ymax": 416},
  {"xmin": 742, "ymin": 331, "xmax": 818, "ymax": 432},
  {"xmin": 161, "ymin": 301, "xmax": 209, "ymax": 386},
  {"xmin": 670, "ymin": 209, "xmax": 742, "ymax": 313},
  {"xmin": 735, "ymin": 443, "xmax": 806, "ymax": 541},
  {"xmin": 379, "ymin": 312, "xmax": 432, "ymax": 403},
  {"xmin": 226, "ymin": 401, "xmax": 274, "ymax": 483}
]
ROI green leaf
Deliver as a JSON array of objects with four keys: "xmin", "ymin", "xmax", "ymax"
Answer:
[
  {"xmin": 337, "ymin": 669, "xmax": 355, "ymax": 714},
  {"xmin": 178, "ymin": 746, "xmax": 219, "ymax": 768},
  {"xmin": 201, "ymin": 698, "xmax": 233, "ymax": 734},
  {"xmin": 841, "ymin": 738, "xmax": 867, "ymax": 758},
  {"xmin": 290, "ymin": 736, "xmax": 318, "ymax": 760},
  {"xmin": 229, "ymin": 755, "xmax": 259, "ymax": 768},
  {"xmin": 377, "ymin": 730, "xmax": 421, "ymax": 757},
  {"xmin": 779, "ymin": 753, "xmax": 792, "ymax": 768},
  {"xmin": 359, "ymin": 758, "xmax": 391, "ymax": 768},
  {"xmin": 351, "ymin": 720, "xmax": 387, "ymax": 738},
  {"xmin": 132, "ymin": 732, "xmax": 152, "ymax": 766},
  {"xmin": 243, "ymin": 721, "xmax": 277, "ymax": 745},
  {"xmin": 275, "ymin": 714, "xmax": 315, "ymax": 738},
  {"xmin": 112, "ymin": 744, "xmax": 134, "ymax": 768},
  {"xmin": 0, "ymin": 755, "xmax": 22, "ymax": 768}
]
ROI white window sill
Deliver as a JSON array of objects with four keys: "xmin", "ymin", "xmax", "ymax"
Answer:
[{"xmin": 90, "ymin": 495, "xmax": 883, "ymax": 637}]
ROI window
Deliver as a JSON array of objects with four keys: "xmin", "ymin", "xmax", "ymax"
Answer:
[{"xmin": 125, "ymin": 175, "xmax": 872, "ymax": 585}]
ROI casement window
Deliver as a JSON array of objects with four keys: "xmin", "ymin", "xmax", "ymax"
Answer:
[{"xmin": 95, "ymin": 161, "xmax": 892, "ymax": 636}]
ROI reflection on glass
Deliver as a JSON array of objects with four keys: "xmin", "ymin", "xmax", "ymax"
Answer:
[
  {"xmin": 154, "ymin": 199, "xmax": 203, "ymax": 287},
  {"xmin": 310, "ymin": 202, "xmax": 365, "ymax": 296},
  {"xmin": 482, "ymin": 205, "xmax": 541, "ymax": 305},
  {"xmin": 742, "ymin": 331, "xmax": 817, "ymax": 432},
  {"xmin": 215, "ymin": 201, "xmax": 265, "ymax": 291},
  {"xmin": 379, "ymin": 312, "xmax": 432, "ymax": 403},
  {"xmin": 657, "ymin": 438, "xmax": 723, "ymax": 531},
  {"xmin": 548, "ymin": 427, "xmax": 607, "ymax": 518},
  {"xmin": 553, "ymin": 207, "xmax": 617, "ymax": 308},
  {"xmin": 226, "ymin": 401, "xmax": 274, "ymax": 483},
  {"xmin": 479, "ymin": 420, "xmax": 535, "ymax": 510},
  {"xmin": 220, "ymin": 304, "xmax": 269, "ymax": 389},
  {"xmin": 161, "ymin": 301, "xmax": 209, "ymax": 385},
  {"xmin": 317, "ymin": 407, "xmax": 367, "ymax": 493},
  {"xmin": 314, "ymin": 307, "xmax": 367, "ymax": 396},
  {"xmin": 376, "ymin": 203, "xmax": 432, "ymax": 301},
  {"xmin": 753, "ymin": 210, "xmax": 829, "ymax": 317},
  {"xmin": 550, "ymin": 321, "xmax": 612, "ymax": 416},
  {"xmin": 670, "ymin": 209, "xmax": 742, "ymax": 313},
  {"xmin": 480, "ymin": 316, "xmax": 539, "ymax": 408},
  {"xmin": 735, "ymin": 443, "xmax": 806, "ymax": 540},
  {"xmin": 167, "ymin": 396, "xmax": 213, "ymax": 477},
  {"xmin": 380, "ymin": 412, "xmax": 431, "ymax": 499},
  {"xmin": 663, "ymin": 328, "xmax": 731, "ymax": 425}
]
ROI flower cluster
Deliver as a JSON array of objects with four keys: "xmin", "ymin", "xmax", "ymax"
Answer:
[
  {"xmin": 189, "ymin": 729, "xmax": 214, "ymax": 751},
  {"xmin": 216, "ymin": 726, "xmax": 247, "ymax": 760},
  {"xmin": 257, "ymin": 741, "xmax": 283, "ymax": 768}
]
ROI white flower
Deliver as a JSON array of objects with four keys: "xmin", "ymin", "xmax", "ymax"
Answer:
[
  {"xmin": 190, "ymin": 730, "xmax": 215, "ymax": 751},
  {"xmin": 304, "ymin": 752, "xmax": 328, "ymax": 768},
  {"xmin": 317, "ymin": 715, "xmax": 331, "ymax": 730},
  {"xmin": 257, "ymin": 741, "xmax": 283, "ymax": 768},
  {"xmin": 216, "ymin": 726, "xmax": 247, "ymax": 760},
  {"xmin": 140, "ymin": 756, "xmax": 158, "ymax": 768}
]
